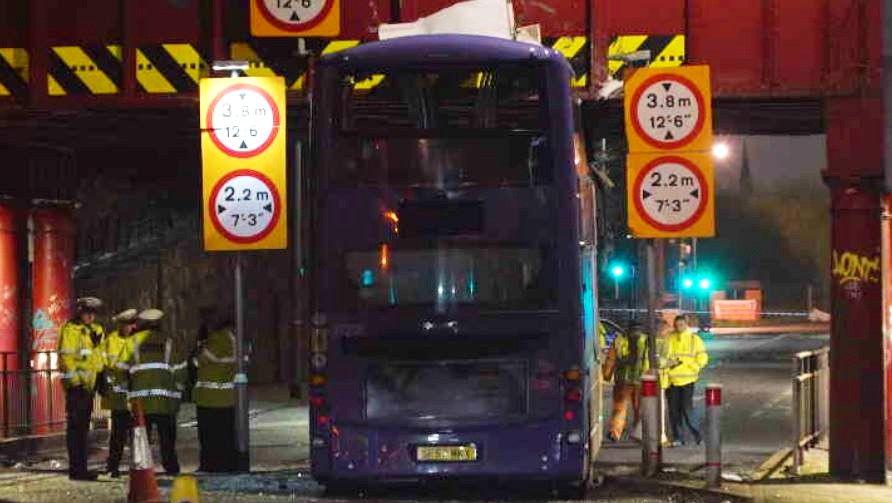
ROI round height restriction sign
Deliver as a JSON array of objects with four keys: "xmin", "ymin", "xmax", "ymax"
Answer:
[
  {"xmin": 210, "ymin": 170, "xmax": 281, "ymax": 243},
  {"xmin": 631, "ymin": 74, "xmax": 706, "ymax": 149},
  {"xmin": 256, "ymin": 0, "xmax": 335, "ymax": 31},
  {"xmin": 207, "ymin": 83, "xmax": 280, "ymax": 158},
  {"xmin": 633, "ymin": 156, "xmax": 708, "ymax": 232}
]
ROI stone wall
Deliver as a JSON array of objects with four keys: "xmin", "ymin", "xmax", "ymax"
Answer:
[{"xmin": 72, "ymin": 153, "xmax": 298, "ymax": 385}]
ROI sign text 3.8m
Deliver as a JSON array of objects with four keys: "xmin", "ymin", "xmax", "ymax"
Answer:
[{"xmin": 200, "ymin": 76, "xmax": 287, "ymax": 251}]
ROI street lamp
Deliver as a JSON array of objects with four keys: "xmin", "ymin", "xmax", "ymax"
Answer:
[{"xmin": 609, "ymin": 262, "xmax": 627, "ymax": 300}]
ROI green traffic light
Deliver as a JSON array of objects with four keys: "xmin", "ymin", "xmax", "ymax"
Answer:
[
  {"xmin": 682, "ymin": 277, "xmax": 694, "ymax": 289},
  {"xmin": 610, "ymin": 264, "xmax": 626, "ymax": 279},
  {"xmin": 698, "ymin": 277, "xmax": 713, "ymax": 290}
]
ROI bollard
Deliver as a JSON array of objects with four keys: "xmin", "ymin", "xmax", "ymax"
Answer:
[
  {"xmin": 705, "ymin": 383, "xmax": 723, "ymax": 487},
  {"xmin": 640, "ymin": 374, "xmax": 660, "ymax": 476}
]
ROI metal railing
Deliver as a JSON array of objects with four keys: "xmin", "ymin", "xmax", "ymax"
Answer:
[
  {"xmin": 791, "ymin": 347, "xmax": 829, "ymax": 474},
  {"xmin": 0, "ymin": 351, "xmax": 108, "ymax": 438}
]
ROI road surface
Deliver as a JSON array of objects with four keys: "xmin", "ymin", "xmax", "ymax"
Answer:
[
  {"xmin": 0, "ymin": 333, "xmax": 827, "ymax": 502},
  {"xmin": 598, "ymin": 332, "xmax": 829, "ymax": 478}
]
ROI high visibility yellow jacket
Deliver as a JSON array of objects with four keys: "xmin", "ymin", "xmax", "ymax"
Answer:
[
  {"xmin": 98, "ymin": 330, "xmax": 133, "ymax": 411},
  {"xmin": 613, "ymin": 330, "xmax": 649, "ymax": 384},
  {"xmin": 664, "ymin": 328, "xmax": 708, "ymax": 387},
  {"xmin": 598, "ymin": 322, "xmax": 608, "ymax": 352},
  {"xmin": 194, "ymin": 329, "xmax": 236, "ymax": 408},
  {"xmin": 129, "ymin": 329, "xmax": 187, "ymax": 415},
  {"xmin": 57, "ymin": 320, "xmax": 105, "ymax": 390}
]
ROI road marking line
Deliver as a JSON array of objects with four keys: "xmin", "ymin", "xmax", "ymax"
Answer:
[{"xmin": 750, "ymin": 388, "xmax": 792, "ymax": 419}]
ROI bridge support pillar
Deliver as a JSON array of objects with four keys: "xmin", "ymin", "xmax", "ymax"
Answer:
[
  {"xmin": 824, "ymin": 96, "xmax": 887, "ymax": 482},
  {"xmin": 30, "ymin": 206, "xmax": 76, "ymax": 434}
]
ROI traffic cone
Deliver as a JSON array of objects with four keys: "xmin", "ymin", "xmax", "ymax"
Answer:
[
  {"xmin": 128, "ymin": 401, "xmax": 162, "ymax": 503},
  {"xmin": 169, "ymin": 474, "xmax": 200, "ymax": 502}
]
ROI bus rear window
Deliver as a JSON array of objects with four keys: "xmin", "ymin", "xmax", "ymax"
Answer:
[{"xmin": 339, "ymin": 65, "xmax": 545, "ymax": 132}]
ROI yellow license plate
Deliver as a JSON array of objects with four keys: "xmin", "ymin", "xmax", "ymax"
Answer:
[{"xmin": 416, "ymin": 445, "xmax": 478, "ymax": 462}]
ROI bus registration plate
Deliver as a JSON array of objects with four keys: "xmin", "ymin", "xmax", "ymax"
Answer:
[{"xmin": 416, "ymin": 445, "xmax": 478, "ymax": 462}]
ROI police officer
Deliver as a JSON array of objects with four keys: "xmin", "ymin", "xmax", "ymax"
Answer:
[
  {"xmin": 194, "ymin": 312, "xmax": 237, "ymax": 472},
  {"xmin": 98, "ymin": 308, "xmax": 137, "ymax": 478},
  {"xmin": 58, "ymin": 296, "xmax": 105, "ymax": 481},
  {"xmin": 129, "ymin": 309, "xmax": 186, "ymax": 475}
]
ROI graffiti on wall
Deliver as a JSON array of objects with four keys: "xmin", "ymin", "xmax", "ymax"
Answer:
[
  {"xmin": 832, "ymin": 250, "xmax": 880, "ymax": 300},
  {"xmin": 32, "ymin": 293, "xmax": 68, "ymax": 351}
]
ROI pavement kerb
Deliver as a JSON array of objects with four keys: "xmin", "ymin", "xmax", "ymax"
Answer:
[
  {"xmin": 0, "ymin": 429, "xmax": 109, "ymax": 462},
  {"xmin": 608, "ymin": 473, "xmax": 753, "ymax": 502}
]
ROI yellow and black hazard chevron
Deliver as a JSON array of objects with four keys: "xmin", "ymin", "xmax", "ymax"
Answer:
[
  {"xmin": 608, "ymin": 34, "xmax": 686, "ymax": 79},
  {"xmin": 136, "ymin": 44, "xmax": 208, "ymax": 94},
  {"xmin": 47, "ymin": 45, "xmax": 122, "ymax": 95},
  {"xmin": 0, "ymin": 48, "xmax": 28, "ymax": 98},
  {"xmin": 3, "ymin": 43, "xmax": 208, "ymax": 97},
  {"xmin": 231, "ymin": 36, "xmax": 591, "ymax": 91},
  {"xmin": 547, "ymin": 36, "xmax": 589, "ymax": 88}
]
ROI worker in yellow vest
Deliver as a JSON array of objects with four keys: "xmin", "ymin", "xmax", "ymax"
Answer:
[
  {"xmin": 57, "ymin": 296, "xmax": 105, "ymax": 481},
  {"xmin": 664, "ymin": 315, "xmax": 709, "ymax": 446},
  {"xmin": 194, "ymin": 312, "xmax": 238, "ymax": 472},
  {"xmin": 98, "ymin": 308, "xmax": 137, "ymax": 478},
  {"xmin": 607, "ymin": 322, "xmax": 649, "ymax": 441},
  {"xmin": 129, "ymin": 308, "xmax": 186, "ymax": 475}
]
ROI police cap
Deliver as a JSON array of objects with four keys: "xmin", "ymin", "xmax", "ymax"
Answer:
[
  {"xmin": 112, "ymin": 308, "xmax": 138, "ymax": 324},
  {"xmin": 76, "ymin": 297, "xmax": 103, "ymax": 313},
  {"xmin": 137, "ymin": 308, "xmax": 165, "ymax": 323}
]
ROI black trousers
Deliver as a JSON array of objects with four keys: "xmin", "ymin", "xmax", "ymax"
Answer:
[
  {"xmin": 106, "ymin": 410, "xmax": 131, "ymax": 473},
  {"xmin": 65, "ymin": 387, "xmax": 94, "ymax": 477},
  {"xmin": 197, "ymin": 406, "xmax": 237, "ymax": 472},
  {"xmin": 667, "ymin": 382, "xmax": 701, "ymax": 443},
  {"xmin": 145, "ymin": 414, "xmax": 180, "ymax": 475}
]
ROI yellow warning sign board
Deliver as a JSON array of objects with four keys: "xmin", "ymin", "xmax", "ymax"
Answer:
[
  {"xmin": 200, "ymin": 76, "xmax": 287, "ymax": 251},
  {"xmin": 624, "ymin": 65, "xmax": 713, "ymax": 154},
  {"xmin": 626, "ymin": 152, "xmax": 715, "ymax": 238},
  {"xmin": 251, "ymin": 0, "xmax": 341, "ymax": 37}
]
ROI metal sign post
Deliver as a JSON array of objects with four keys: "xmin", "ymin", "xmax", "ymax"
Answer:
[
  {"xmin": 644, "ymin": 239, "xmax": 663, "ymax": 471},
  {"xmin": 234, "ymin": 251, "xmax": 249, "ymax": 471},
  {"xmin": 200, "ymin": 62, "xmax": 288, "ymax": 472}
]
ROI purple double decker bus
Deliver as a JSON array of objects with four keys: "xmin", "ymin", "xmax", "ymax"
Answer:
[{"xmin": 307, "ymin": 34, "xmax": 602, "ymax": 489}]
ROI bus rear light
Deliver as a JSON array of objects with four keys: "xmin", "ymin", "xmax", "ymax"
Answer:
[
  {"xmin": 317, "ymin": 415, "xmax": 331, "ymax": 426},
  {"xmin": 309, "ymin": 396, "xmax": 326, "ymax": 407},
  {"xmin": 310, "ymin": 374, "xmax": 327, "ymax": 386},
  {"xmin": 566, "ymin": 431, "xmax": 582, "ymax": 444},
  {"xmin": 563, "ymin": 410, "xmax": 576, "ymax": 422},
  {"xmin": 563, "ymin": 368, "xmax": 582, "ymax": 381},
  {"xmin": 380, "ymin": 244, "xmax": 390, "ymax": 269},
  {"xmin": 564, "ymin": 388, "xmax": 582, "ymax": 403}
]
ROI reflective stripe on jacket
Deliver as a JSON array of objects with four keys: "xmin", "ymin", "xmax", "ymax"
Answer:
[
  {"xmin": 194, "ymin": 329, "xmax": 236, "ymax": 408},
  {"xmin": 57, "ymin": 321, "xmax": 105, "ymax": 390},
  {"xmin": 129, "ymin": 329, "xmax": 186, "ymax": 415},
  {"xmin": 613, "ymin": 331, "xmax": 649, "ymax": 384},
  {"xmin": 665, "ymin": 328, "xmax": 708, "ymax": 387},
  {"xmin": 98, "ymin": 330, "xmax": 133, "ymax": 411}
]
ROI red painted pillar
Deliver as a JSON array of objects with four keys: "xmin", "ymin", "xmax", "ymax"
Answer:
[
  {"xmin": 30, "ymin": 207, "xmax": 76, "ymax": 434},
  {"xmin": 882, "ymin": 196, "xmax": 892, "ymax": 483},
  {"xmin": 825, "ymin": 97, "xmax": 886, "ymax": 481},
  {"xmin": 0, "ymin": 205, "xmax": 21, "ymax": 360},
  {"xmin": 0, "ymin": 205, "xmax": 21, "ymax": 437}
]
